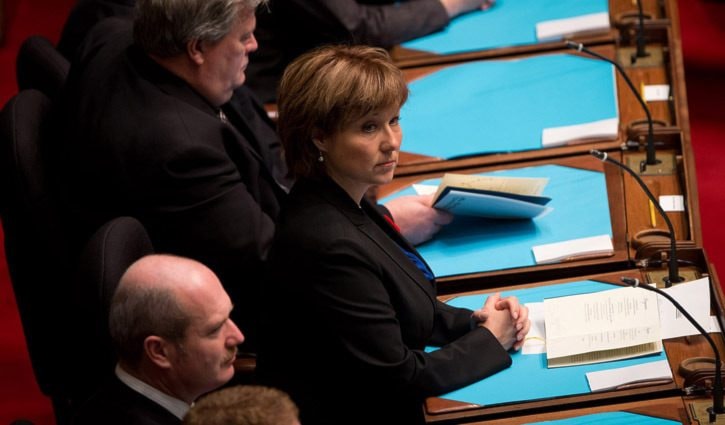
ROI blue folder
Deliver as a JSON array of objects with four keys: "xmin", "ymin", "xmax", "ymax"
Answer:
[
  {"xmin": 382, "ymin": 164, "xmax": 612, "ymax": 278},
  {"xmin": 431, "ymin": 281, "xmax": 668, "ymax": 407},
  {"xmin": 402, "ymin": 0, "xmax": 609, "ymax": 55},
  {"xmin": 526, "ymin": 411, "xmax": 680, "ymax": 425},
  {"xmin": 401, "ymin": 53, "xmax": 618, "ymax": 159}
]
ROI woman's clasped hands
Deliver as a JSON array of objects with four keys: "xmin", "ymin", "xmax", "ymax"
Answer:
[{"xmin": 471, "ymin": 293, "xmax": 530, "ymax": 351}]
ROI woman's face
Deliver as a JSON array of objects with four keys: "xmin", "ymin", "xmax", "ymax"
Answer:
[{"xmin": 316, "ymin": 105, "xmax": 402, "ymax": 202}]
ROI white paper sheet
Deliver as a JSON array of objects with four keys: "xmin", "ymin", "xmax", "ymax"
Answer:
[
  {"xmin": 522, "ymin": 302, "xmax": 546, "ymax": 355},
  {"xmin": 658, "ymin": 277, "xmax": 712, "ymax": 339},
  {"xmin": 659, "ymin": 195, "xmax": 685, "ymax": 212},
  {"xmin": 412, "ymin": 184, "xmax": 437, "ymax": 196},
  {"xmin": 644, "ymin": 84, "xmax": 671, "ymax": 102},
  {"xmin": 542, "ymin": 117, "xmax": 619, "ymax": 147},
  {"xmin": 586, "ymin": 359, "xmax": 672, "ymax": 391},
  {"xmin": 532, "ymin": 234, "xmax": 613, "ymax": 264},
  {"xmin": 536, "ymin": 12, "xmax": 611, "ymax": 41}
]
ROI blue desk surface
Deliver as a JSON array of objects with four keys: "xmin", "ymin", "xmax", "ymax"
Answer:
[
  {"xmin": 526, "ymin": 411, "xmax": 680, "ymax": 425},
  {"xmin": 432, "ymin": 281, "xmax": 668, "ymax": 407},
  {"xmin": 402, "ymin": 0, "xmax": 609, "ymax": 55},
  {"xmin": 382, "ymin": 164, "xmax": 612, "ymax": 278},
  {"xmin": 401, "ymin": 53, "xmax": 618, "ymax": 159}
]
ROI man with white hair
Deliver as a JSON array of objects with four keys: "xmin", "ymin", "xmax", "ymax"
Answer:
[{"xmin": 56, "ymin": 0, "xmax": 282, "ymax": 349}]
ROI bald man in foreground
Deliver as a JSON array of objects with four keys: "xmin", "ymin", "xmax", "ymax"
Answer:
[{"xmin": 72, "ymin": 254, "xmax": 245, "ymax": 425}]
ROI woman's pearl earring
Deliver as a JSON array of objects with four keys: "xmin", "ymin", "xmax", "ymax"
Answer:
[{"xmin": 313, "ymin": 139, "xmax": 324, "ymax": 163}]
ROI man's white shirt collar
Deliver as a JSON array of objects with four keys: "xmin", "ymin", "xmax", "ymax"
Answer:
[{"xmin": 115, "ymin": 364, "xmax": 190, "ymax": 420}]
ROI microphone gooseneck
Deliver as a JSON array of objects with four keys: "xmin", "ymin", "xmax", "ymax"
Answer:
[
  {"xmin": 566, "ymin": 41, "xmax": 658, "ymax": 171},
  {"xmin": 632, "ymin": 0, "xmax": 650, "ymax": 64},
  {"xmin": 590, "ymin": 149, "xmax": 681, "ymax": 286},
  {"xmin": 621, "ymin": 277, "xmax": 724, "ymax": 420}
]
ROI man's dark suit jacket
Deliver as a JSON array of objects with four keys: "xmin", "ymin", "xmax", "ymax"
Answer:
[
  {"xmin": 246, "ymin": 0, "xmax": 450, "ymax": 102},
  {"xmin": 55, "ymin": 18, "xmax": 287, "ymax": 347},
  {"xmin": 72, "ymin": 376, "xmax": 181, "ymax": 425},
  {"xmin": 257, "ymin": 177, "xmax": 511, "ymax": 425}
]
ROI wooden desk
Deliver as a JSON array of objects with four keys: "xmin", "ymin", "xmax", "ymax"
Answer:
[
  {"xmin": 422, "ymin": 249, "xmax": 723, "ymax": 423},
  {"xmin": 464, "ymin": 397, "xmax": 691, "ymax": 424},
  {"xmin": 395, "ymin": 43, "xmax": 681, "ymax": 177},
  {"xmin": 379, "ymin": 148, "xmax": 702, "ymax": 292},
  {"xmin": 391, "ymin": 0, "xmax": 675, "ymax": 69},
  {"xmin": 383, "ymin": 0, "xmax": 704, "ymax": 290}
]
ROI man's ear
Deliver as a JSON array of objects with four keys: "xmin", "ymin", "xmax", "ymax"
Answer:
[
  {"xmin": 144, "ymin": 336, "xmax": 174, "ymax": 369},
  {"xmin": 187, "ymin": 39, "xmax": 205, "ymax": 65}
]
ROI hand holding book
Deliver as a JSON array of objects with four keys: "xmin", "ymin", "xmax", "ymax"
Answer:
[{"xmin": 432, "ymin": 173, "xmax": 553, "ymax": 219}]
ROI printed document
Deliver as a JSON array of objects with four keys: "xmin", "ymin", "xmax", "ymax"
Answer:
[{"xmin": 544, "ymin": 286, "xmax": 662, "ymax": 367}]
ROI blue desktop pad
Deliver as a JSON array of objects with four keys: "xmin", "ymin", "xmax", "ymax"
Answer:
[
  {"xmin": 401, "ymin": 53, "xmax": 618, "ymax": 159},
  {"xmin": 402, "ymin": 0, "xmax": 609, "ymax": 55},
  {"xmin": 432, "ymin": 280, "xmax": 668, "ymax": 407},
  {"xmin": 526, "ymin": 411, "xmax": 680, "ymax": 425},
  {"xmin": 382, "ymin": 164, "xmax": 612, "ymax": 278}
]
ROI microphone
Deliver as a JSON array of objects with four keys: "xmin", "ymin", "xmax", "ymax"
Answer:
[
  {"xmin": 621, "ymin": 277, "xmax": 724, "ymax": 421},
  {"xmin": 631, "ymin": 0, "xmax": 650, "ymax": 64},
  {"xmin": 590, "ymin": 149, "xmax": 681, "ymax": 287},
  {"xmin": 566, "ymin": 41, "xmax": 659, "ymax": 172}
]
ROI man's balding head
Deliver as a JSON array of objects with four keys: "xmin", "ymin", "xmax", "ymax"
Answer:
[
  {"xmin": 109, "ymin": 254, "xmax": 244, "ymax": 403},
  {"xmin": 109, "ymin": 254, "xmax": 225, "ymax": 367}
]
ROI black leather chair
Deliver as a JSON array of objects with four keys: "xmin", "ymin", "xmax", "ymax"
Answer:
[
  {"xmin": 1, "ymin": 92, "xmax": 154, "ymax": 416},
  {"xmin": 0, "ymin": 89, "xmax": 75, "ymax": 424},
  {"xmin": 56, "ymin": 0, "xmax": 136, "ymax": 60},
  {"xmin": 16, "ymin": 35, "xmax": 70, "ymax": 100},
  {"xmin": 73, "ymin": 215, "xmax": 264, "ymax": 390},
  {"xmin": 71, "ymin": 216, "xmax": 154, "ymax": 403}
]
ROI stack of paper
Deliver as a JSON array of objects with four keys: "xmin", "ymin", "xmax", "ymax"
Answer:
[
  {"xmin": 544, "ymin": 286, "xmax": 663, "ymax": 368},
  {"xmin": 532, "ymin": 234, "xmax": 614, "ymax": 264},
  {"xmin": 536, "ymin": 12, "xmax": 611, "ymax": 41}
]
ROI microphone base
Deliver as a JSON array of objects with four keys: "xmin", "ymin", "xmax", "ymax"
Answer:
[
  {"xmin": 645, "ymin": 269, "xmax": 701, "ymax": 287},
  {"xmin": 625, "ymin": 152, "xmax": 677, "ymax": 176},
  {"xmin": 617, "ymin": 45, "xmax": 664, "ymax": 68},
  {"xmin": 689, "ymin": 400, "xmax": 725, "ymax": 424}
]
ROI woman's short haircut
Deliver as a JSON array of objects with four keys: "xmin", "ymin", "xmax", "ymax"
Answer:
[
  {"xmin": 134, "ymin": 0, "xmax": 265, "ymax": 58},
  {"xmin": 277, "ymin": 44, "xmax": 409, "ymax": 179}
]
